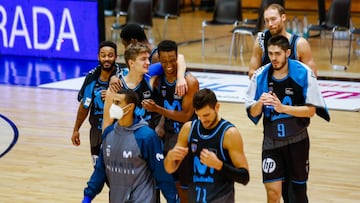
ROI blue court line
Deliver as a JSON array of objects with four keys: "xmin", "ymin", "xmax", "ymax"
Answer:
[{"xmin": 0, "ymin": 114, "xmax": 19, "ymax": 158}]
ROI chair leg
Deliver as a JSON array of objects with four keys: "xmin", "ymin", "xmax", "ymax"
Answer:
[
  {"xmin": 229, "ymin": 32, "xmax": 236, "ymax": 64},
  {"xmin": 347, "ymin": 32, "xmax": 352, "ymax": 66},
  {"xmin": 202, "ymin": 25, "xmax": 205, "ymax": 57},
  {"xmin": 330, "ymin": 31, "xmax": 335, "ymax": 64},
  {"xmin": 163, "ymin": 15, "xmax": 169, "ymax": 40}
]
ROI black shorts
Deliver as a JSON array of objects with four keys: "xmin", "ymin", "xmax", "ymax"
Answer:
[
  {"xmin": 262, "ymin": 137, "xmax": 310, "ymax": 183},
  {"xmin": 90, "ymin": 127, "xmax": 102, "ymax": 156}
]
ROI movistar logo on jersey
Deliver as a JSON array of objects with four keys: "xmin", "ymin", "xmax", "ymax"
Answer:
[
  {"xmin": 193, "ymin": 156, "xmax": 214, "ymax": 183},
  {"xmin": 123, "ymin": 150, "xmax": 132, "ymax": 158}
]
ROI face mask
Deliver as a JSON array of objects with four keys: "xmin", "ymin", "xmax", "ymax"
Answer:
[{"xmin": 109, "ymin": 103, "xmax": 130, "ymax": 120}]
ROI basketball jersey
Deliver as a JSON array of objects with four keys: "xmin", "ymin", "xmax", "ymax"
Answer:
[
  {"xmin": 78, "ymin": 66, "xmax": 109, "ymax": 131},
  {"xmin": 88, "ymin": 79, "xmax": 108, "ymax": 130},
  {"xmin": 260, "ymin": 30, "xmax": 299, "ymax": 66},
  {"xmin": 187, "ymin": 119, "xmax": 236, "ymax": 203},
  {"xmin": 119, "ymin": 76, "xmax": 160, "ymax": 129},
  {"xmin": 263, "ymin": 69, "xmax": 310, "ymax": 141}
]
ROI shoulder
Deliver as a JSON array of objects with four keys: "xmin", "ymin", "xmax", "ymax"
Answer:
[
  {"xmin": 135, "ymin": 126, "xmax": 158, "ymax": 140},
  {"xmin": 295, "ymin": 36, "xmax": 311, "ymax": 50},
  {"xmin": 185, "ymin": 72, "xmax": 199, "ymax": 86},
  {"xmin": 85, "ymin": 66, "xmax": 101, "ymax": 78}
]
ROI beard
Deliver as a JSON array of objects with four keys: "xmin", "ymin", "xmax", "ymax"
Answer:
[
  {"xmin": 272, "ymin": 59, "xmax": 287, "ymax": 71},
  {"xmin": 203, "ymin": 113, "xmax": 219, "ymax": 130},
  {"xmin": 101, "ymin": 61, "xmax": 115, "ymax": 72}
]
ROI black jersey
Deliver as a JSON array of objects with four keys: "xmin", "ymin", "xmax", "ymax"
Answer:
[
  {"xmin": 158, "ymin": 75, "xmax": 184, "ymax": 135},
  {"xmin": 263, "ymin": 69, "xmax": 310, "ymax": 141},
  {"xmin": 260, "ymin": 30, "xmax": 299, "ymax": 66},
  {"xmin": 120, "ymin": 76, "xmax": 160, "ymax": 129},
  {"xmin": 157, "ymin": 73, "xmax": 196, "ymax": 152},
  {"xmin": 187, "ymin": 119, "xmax": 236, "ymax": 203}
]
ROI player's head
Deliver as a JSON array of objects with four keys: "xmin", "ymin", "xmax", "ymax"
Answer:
[
  {"xmin": 98, "ymin": 40, "xmax": 117, "ymax": 70},
  {"xmin": 193, "ymin": 88, "xmax": 220, "ymax": 129},
  {"xmin": 111, "ymin": 89, "xmax": 139, "ymax": 120},
  {"xmin": 263, "ymin": 3, "xmax": 286, "ymax": 35},
  {"xmin": 120, "ymin": 24, "xmax": 148, "ymax": 48},
  {"xmin": 124, "ymin": 42, "xmax": 151, "ymax": 72},
  {"xmin": 267, "ymin": 35, "xmax": 291, "ymax": 70},
  {"xmin": 157, "ymin": 40, "xmax": 178, "ymax": 76}
]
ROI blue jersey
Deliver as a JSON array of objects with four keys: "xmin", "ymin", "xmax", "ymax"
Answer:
[
  {"xmin": 187, "ymin": 119, "xmax": 236, "ymax": 203},
  {"xmin": 83, "ymin": 118, "xmax": 177, "ymax": 203},
  {"xmin": 79, "ymin": 64, "xmax": 128, "ymax": 130}
]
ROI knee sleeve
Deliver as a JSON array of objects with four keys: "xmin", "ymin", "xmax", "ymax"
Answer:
[{"xmin": 291, "ymin": 182, "xmax": 308, "ymax": 203}]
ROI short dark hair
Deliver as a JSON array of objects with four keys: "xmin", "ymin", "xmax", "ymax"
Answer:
[
  {"xmin": 157, "ymin": 40, "xmax": 178, "ymax": 57},
  {"xmin": 98, "ymin": 40, "xmax": 117, "ymax": 56},
  {"xmin": 117, "ymin": 89, "xmax": 139, "ymax": 106},
  {"xmin": 193, "ymin": 88, "xmax": 218, "ymax": 110},
  {"xmin": 267, "ymin": 35, "xmax": 290, "ymax": 51},
  {"xmin": 120, "ymin": 24, "xmax": 148, "ymax": 42}
]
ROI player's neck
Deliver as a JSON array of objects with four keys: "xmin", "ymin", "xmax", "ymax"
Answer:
[{"xmin": 125, "ymin": 71, "xmax": 144, "ymax": 88}]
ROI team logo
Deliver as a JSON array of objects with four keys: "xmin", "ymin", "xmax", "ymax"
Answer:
[
  {"xmin": 191, "ymin": 143, "xmax": 197, "ymax": 153},
  {"xmin": 84, "ymin": 97, "xmax": 91, "ymax": 107},
  {"xmin": 143, "ymin": 90, "xmax": 151, "ymax": 99},
  {"xmin": 156, "ymin": 153, "xmax": 164, "ymax": 161},
  {"xmin": 161, "ymin": 89, "xmax": 167, "ymax": 97},
  {"xmin": 285, "ymin": 88, "xmax": 294, "ymax": 95},
  {"xmin": 262, "ymin": 157, "xmax": 276, "ymax": 173},
  {"xmin": 123, "ymin": 150, "xmax": 132, "ymax": 158}
]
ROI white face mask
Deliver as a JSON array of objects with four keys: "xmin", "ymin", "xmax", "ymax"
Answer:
[{"xmin": 109, "ymin": 103, "xmax": 130, "ymax": 120}]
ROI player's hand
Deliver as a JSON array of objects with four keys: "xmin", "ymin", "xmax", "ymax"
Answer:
[
  {"xmin": 101, "ymin": 90, "xmax": 107, "ymax": 101},
  {"xmin": 175, "ymin": 77, "xmax": 188, "ymax": 97},
  {"xmin": 168, "ymin": 146, "xmax": 188, "ymax": 162},
  {"xmin": 109, "ymin": 75, "xmax": 122, "ymax": 92},
  {"xmin": 200, "ymin": 149, "xmax": 222, "ymax": 170},
  {"xmin": 155, "ymin": 124, "xmax": 165, "ymax": 138},
  {"xmin": 141, "ymin": 99, "xmax": 157, "ymax": 112},
  {"xmin": 71, "ymin": 131, "xmax": 80, "ymax": 146}
]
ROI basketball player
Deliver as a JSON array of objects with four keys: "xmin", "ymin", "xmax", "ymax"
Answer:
[
  {"xmin": 142, "ymin": 40, "xmax": 200, "ymax": 202},
  {"xmin": 245, "ymin": 35, "xmax": 330, "ymax": 203},
  {"xmin": 164, "ymin": 88, "xmax": 250, "ymax": 203},
  {"xmin": 248, "ymin": 3, "xmax": 317, "ymax": 78}
]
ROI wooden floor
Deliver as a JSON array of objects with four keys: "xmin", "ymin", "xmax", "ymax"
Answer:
[{"xmin": 0, "ymin": 8, "xmax": 360, "ymax": 203}]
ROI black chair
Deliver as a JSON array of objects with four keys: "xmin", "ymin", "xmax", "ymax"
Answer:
[
  {"xmin": 153, "ymin": 0, "xmax": 183, "ymax": 40},
  {"xmin": 307, "ymin": 0, "xmax": 327, "ymax": 38},
  {"xmin": 201, "ymin": 0, "xmax": 242, "ymax": 57},
  {"xmin": 308, "ymin": 0, "xmax": 351, "ymax": 65},
  {"xmin": 228, "ymin": 0, "xmax": 285, "ymax": 63},
  {"xmin": 124, "ymin": 0, "xmax": 154, "ymax": 43},
  {"xmin": 111, "ymin": 0, "xmax": 132, "ymax": 41}
]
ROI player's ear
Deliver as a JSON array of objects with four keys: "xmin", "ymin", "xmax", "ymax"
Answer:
[
  {"xmin": 286, "ymin": 48, "xmax": 291, "ymax": 58},
  {"xmin": 215, "ymin": 102, "xmax": 220, "ymax": 112}
]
